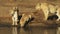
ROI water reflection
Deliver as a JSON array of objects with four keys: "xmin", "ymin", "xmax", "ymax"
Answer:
[
  {"xmin": 11, "ymin": 27, "xmax": 58, "ymax": 34},
  {"xmin": 12, "ymin": 27, "xmax": 17, "ymax": 34},
  {"xmin": 0, "ymin": 26, "xmax": 60, "ymax": 34},
  {"xmin": 57, "ymin": 27, "xmax": 60, "ymax": 34},
  {"xmin": 28, "ymin": 27, "xmax": 57, "ymax": 34}
]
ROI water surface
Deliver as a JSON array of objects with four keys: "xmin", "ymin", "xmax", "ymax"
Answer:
[{"xmin": 0, "ymin": 26, "xmax": 59, "ymax": 34}]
